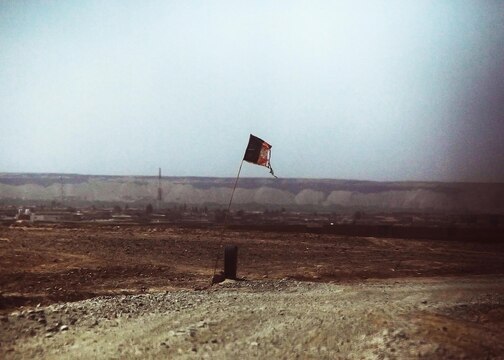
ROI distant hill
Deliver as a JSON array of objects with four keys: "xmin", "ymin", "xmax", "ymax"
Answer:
[{"xmin": 0, "ymin": 173, "xmax": 503, "ymax": 213}]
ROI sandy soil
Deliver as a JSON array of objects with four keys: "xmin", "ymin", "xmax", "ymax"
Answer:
[{"xmin": 1, "ymin": 224, "xmax": 504, "ymax": 358}]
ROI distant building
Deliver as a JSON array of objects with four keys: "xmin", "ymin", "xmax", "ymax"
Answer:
[{"xmin": 30, "ymin": 211, "xmax": 82, "ymax": 223}]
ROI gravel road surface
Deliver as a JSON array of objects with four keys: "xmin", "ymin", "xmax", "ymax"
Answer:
[{"xmin": 2, "ymin": 276, "xmax": 504, "ymax": 359}]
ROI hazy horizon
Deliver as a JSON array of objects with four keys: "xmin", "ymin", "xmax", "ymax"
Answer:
[
  {"xmin": 1, "ymin": 1, "xmax": 503, "ymax": 182},
  {"xmin": 3, "ymin": 170, "xmax": 504, "ymax": 185}
]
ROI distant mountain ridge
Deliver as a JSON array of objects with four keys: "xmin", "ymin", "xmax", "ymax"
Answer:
[{"xmin": 1, "ymin": 173, "xmax": 503, "ymax": 213}]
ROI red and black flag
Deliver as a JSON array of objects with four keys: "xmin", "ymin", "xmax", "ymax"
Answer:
[{"xmin": 243, "ymin": 134, "xmax": 277, "ymax": 178}]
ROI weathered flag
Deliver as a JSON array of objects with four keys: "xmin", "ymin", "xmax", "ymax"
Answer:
[{"xmin": 243, "ymin": 134, "xmax": 277, "ymax": 177}]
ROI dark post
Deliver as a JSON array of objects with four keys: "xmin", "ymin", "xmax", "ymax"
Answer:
[{"xmin": 224, "ymin": 245, "xmax": 238, "ymax": 279}]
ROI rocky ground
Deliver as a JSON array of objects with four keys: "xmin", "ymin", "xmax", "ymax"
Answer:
[
  {"xmin": 2, "ymin": 277, "xmax": 504, "ymax": 359},
  {"xmin": 1, "ymin": 224, "xmax": 504, "ymax": 358}
]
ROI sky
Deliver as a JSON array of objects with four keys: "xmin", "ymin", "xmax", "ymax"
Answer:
[{"xmin": 1, "ymin": 0, "xmax": 503, "ymax": 182}]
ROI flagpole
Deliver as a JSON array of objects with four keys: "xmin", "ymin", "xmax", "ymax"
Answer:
[
  {"xmin": 224, "ymin": 160, "xmax": 244, "ymax": 226},
  {"xmin": 211, "ymin": 160, "xmax": 244, "ymax": 283}
]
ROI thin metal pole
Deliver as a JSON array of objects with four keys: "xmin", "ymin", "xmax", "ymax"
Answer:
[
  {"xmin": 157, "ymin": 167, "xmax": 162, "ymax": 210},
  {"xmin": 223, "ymin": 160, "xmax": 244, "ymax": 227},
  {"xmin": 211, "ymin": 160, "xmax": 244, "ymax": 283}
]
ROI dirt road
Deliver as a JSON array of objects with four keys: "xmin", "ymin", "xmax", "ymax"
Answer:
[{"xmin": 2, "ymin": 276, "xmax": 504, "ymax": 359}]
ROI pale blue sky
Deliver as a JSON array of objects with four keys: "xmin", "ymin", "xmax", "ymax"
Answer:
[{"xmin": 1, "ymin": 1, "xmax": 503, "ymax": 181}]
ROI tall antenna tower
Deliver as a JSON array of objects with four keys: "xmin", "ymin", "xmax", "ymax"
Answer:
[
  {"xmin": 59, "ymin": 176, "xmax": 65, "ymax": 205},
  {"xmin": 157, "ymin": 168, "xmax": 163, "ymax": 210}
]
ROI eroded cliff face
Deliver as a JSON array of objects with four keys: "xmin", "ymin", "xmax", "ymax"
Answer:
[{"xmin": 0, "ymin": 173, "xmax": 503, "ymax": 212}]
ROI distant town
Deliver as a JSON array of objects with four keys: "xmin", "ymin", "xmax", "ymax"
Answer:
[
  {"xmin": 1, "ymin": 172, "xmax": 503, "ymax": 241},
  {"xmin": 2, "ymin": 202, "xmax": 502, "ymax": 242}
]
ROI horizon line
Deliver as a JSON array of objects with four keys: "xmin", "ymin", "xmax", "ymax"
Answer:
[{"xmin": 0, "ymin": 171, "xmax": 503, "ymax": 185}]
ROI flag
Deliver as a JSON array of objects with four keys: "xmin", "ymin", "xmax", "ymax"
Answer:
[{"xmin": 243, "ymin": 134, "xmax": 277, "ymax": 177}]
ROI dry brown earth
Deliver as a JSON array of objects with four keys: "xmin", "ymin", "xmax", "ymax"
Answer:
[{"xmin": 1, "ymin": 224, "xmax": 504, "ymax": 358}]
